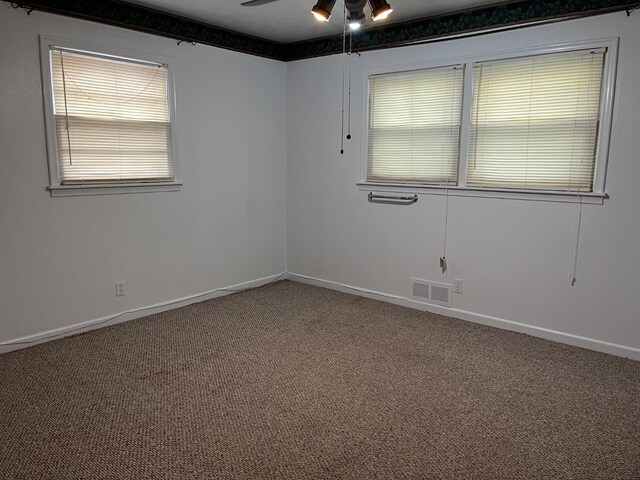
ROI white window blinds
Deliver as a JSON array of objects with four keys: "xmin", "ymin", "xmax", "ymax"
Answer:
[
  {"xmin": 368, "ymin": 65, "xmax": 464, "ymax": 184},
  {"xmin": 50, "ymin": 48, "xmax": 173, "ymax": 183},
  {"xmin": 467, "ymin": 48, "xmax": 605, "ymax": 191}
]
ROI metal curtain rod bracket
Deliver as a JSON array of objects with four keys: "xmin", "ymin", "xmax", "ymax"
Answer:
[
  {"xmin": 10, "ymin": 2, "xmax": 33, "ymax": 14},
  {"xmin": 368, "ymin": 192, "xmax": 418, "ymax": 204}
]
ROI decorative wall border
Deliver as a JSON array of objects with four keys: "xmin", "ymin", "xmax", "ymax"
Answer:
[
  {"xmin": 7, "ymin": 0, "xmax": 284, "ymax": 59},
  {"xmin": 7, "ymin": 0, "xmax": 640, "ymax": 61},
  {"xmin": 281, "ymin": 0, "xmax": 640, "ymax": 60}
]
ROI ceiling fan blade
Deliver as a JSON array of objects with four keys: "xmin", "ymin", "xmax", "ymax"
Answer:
[{"xmin": 241, "ymin": 0, "xmax": 281, "ymax": 6}]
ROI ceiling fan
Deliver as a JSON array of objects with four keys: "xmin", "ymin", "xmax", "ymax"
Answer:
[
  {"xmin": 240, "ymin": 0, "xmax": 393, "ymax": 155},
  {"xmin": 240, "ymin": 0, "xmax": 393, "ymax": 31}
]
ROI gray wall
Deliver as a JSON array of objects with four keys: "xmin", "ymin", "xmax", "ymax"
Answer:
[
  {"xmin": 286, "ymin": 12, "xmax": 640, "ymax": 359},
  {"xmin": 2, "ymin": 7, "xmax": 639, "ymax": 360},
  {"xmin": 0, "ymin": 8, "xmax": 287, "ymax": 347}
]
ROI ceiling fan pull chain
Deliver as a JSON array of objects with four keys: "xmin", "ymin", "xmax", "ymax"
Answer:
[
  {"xmin": 346, "ymin": 30, "xmax": 353, "ymax": 141},
  {"xmin": 340, "ymin": 3, "xmax": 347, "ymax": 155}
]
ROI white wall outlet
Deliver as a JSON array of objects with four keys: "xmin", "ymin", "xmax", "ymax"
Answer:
[
  {"xmin": 115, "ymin": 281, "xmax": 126, "ymax": 297},
  {"xmin": 453, "ymin": 279, "xmax": 463, "ymax": 294}
]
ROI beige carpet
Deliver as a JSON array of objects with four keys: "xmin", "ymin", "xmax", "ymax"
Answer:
[{"xmin": 1, "ymin": 280, "xmax": 639, "ymax": 479}]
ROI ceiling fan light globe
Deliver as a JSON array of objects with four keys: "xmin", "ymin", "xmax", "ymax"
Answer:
[{"xmin": 347, "ymin": 8, "xmax": 366, "ymax": 30}]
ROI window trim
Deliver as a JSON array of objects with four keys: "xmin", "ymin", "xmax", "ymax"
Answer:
[
  {"xmin": 39, "ymin": 36, "xmax": 181, "ymax": 197},
  {"xmin": 359, "ymin": 37, "xmax": 619, "ymax": 202}
]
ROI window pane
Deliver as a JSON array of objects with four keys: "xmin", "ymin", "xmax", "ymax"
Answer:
[
  {"xmin": 467, "ymin": 49, "xmax": 605, "ymax": 191},
  {"xmin": 368, "ymin": 65, "xmax": 464, "ymax": 184},
  {"xmin": 50, "ymin": 48, "xmax": 173, "ymax": 183}
]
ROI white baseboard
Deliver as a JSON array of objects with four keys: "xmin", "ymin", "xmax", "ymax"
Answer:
[
  {"xmin": 288, "ymin": 272, "xmax": 640, "ymax": 362},
  {"xmin": 0, "ymin": 272, "xmax": 286, "ymax": 354},
  {"xmin": 4, "ymin": 271, "xmax": 639, "ymax": 362}
]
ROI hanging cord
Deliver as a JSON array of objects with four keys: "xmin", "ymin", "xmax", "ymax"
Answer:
[
  {"xmin": 569, "ymin": 196, "xmax": 583, "ymax": 286},
  {"xmin": 471, "ymin": 65, "xmax": 483, "ymax": 173},
  {"xmin": 568, "ymin": 50, "xmax": 598, "ymax": 286},
  {"xmin": 59, "ymin": 51, "xmax": 74, "ymax": 166},
  {"xmin": 440, "ymin": 67, "xmax": 459, "ymax": 274},
  {"xmin": 58, "ymin": 59, "xmax": 163, "ymax": 104},
  {"xmin": 340, "ymin": 5, "xmax": 347, "ymax": 154},
  {"xmin": 440, "ymin": 159, "xmax": 451, "ymax": 274},
  {"xmin": 346, "ymin": 30, "xmax": 353, "ymax": 141},
  {"xmin": 440, "ymin": 190, "xmax": 450, "ymax": 274}
]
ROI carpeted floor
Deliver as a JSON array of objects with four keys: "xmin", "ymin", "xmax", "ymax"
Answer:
[{"xmin": 1, "ymin": 281, "xmax": 639, "ymax": 479}]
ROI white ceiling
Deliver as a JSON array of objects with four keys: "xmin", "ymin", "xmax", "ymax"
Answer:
[{"xmin": 125, "ymin": 0, "xmax": 503, "ymax": 43}]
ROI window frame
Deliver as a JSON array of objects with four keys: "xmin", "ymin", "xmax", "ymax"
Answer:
[
  {"xmin": 359, "ymin": 38, "xmax": 619, "ymax": 204},
  {"xmin": 39, "ymin": 36, "xmax": 182, "ymax": 197}
]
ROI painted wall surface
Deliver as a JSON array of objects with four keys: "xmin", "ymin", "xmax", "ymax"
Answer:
[
  {"xmin": 286, "ymin": 12, "xmax": 640, "ymax": 356},
  {"xmin": 0, "ymin": 8, "xmax": 286, "ymax": 344},
  {"xmin": 1, "ymin": 6, "xmax": 639, "ymax": 359}
]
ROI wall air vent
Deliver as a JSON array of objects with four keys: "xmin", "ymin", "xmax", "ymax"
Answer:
[{"xmin": 411, "ymin": 278, "xmax": 452, "ymax": 307}]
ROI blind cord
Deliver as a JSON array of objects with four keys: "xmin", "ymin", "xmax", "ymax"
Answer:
[
  {"xmin": 59, "ymin": 51, "xmax": 74, "ymax": 166},
  {"xmin": 340, "ymin": 5, "xmax": 347, "ymax": 155},
  {"xmin": 471, "ymin": 64, "xmax": 483, "ymax": 173},
  {"xmin": 440, "ymin": 67, "xmax": 460, "ymax": 274},
  {"xmin": 346, "ymin": 30, "xmax": 353, "ymax": 141},
  {"xmin": 440, "ymin": 190, "xmax": 449, "ymax": 274},
  {"xmin": 58, "ymin": 60, "xmax": 163, "ymax": 104},
  {"xmin": 569, "ymin": 51, "xmax": 597, "ymax": 286},
  {"xmin": 569, "ymin": 197, "xmax": 583, "ymax": 286}
]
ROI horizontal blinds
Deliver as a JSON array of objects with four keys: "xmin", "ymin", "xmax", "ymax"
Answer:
[
  {"xmin": 50, "ymin": 48, "xmax": 173, "ymax": 183},
  {"xmin": 368, "ymin": 65, "xmax": 464, "ymax": 184},
  {"xmin": 468, "ymin": 48, "xmax": 605, "ymax": 191}
]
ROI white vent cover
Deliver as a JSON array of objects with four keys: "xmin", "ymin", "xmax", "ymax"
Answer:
[{"xmin": 411, "ymin": 278, "xmax": 452, "ymax": 307}]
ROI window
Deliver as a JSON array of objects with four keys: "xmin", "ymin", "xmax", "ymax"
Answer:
[
  {"xmin": 468, "ymin": 49, "xmax": 605, "ymax": 191},
  {"xmin": 368, "ymin": 65, "xmax": 464, "ymax": 184},
  {"xmin": 40, "ymin": 38, "xmax": 179, "ymax": 195},
  {"xmin": 364, "ymin": 41, "xmax": 616, "ymax": 198}
]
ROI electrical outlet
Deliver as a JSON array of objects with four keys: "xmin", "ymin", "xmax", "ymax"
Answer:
[
  {"xmin": 453, "ymin": 279, "xmax": 463, "ymax": 294},
  {"xmin": 115, "ymin": 281, "xmax": 126, "ymax": 297}
]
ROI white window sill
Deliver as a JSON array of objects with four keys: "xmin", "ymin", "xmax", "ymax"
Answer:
[
  {"xmin": 47, "ymin": 182, "xmax": 183, "ymax": 197},
  {"xmin": 357, "ymin": 182, "xmax": 608, "ymax": 205}
]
